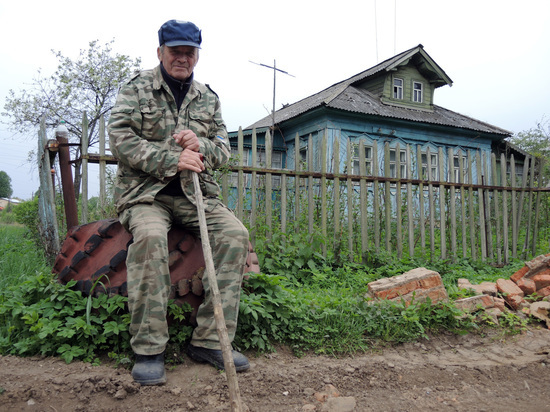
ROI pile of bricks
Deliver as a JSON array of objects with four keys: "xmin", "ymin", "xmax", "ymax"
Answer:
[
  {"xmin": 365, "ymin": 267, "xmax": 448, "ymax": 305},
  {"xmin": 458, "ymin": 253, "xmax": 550, "ymax": 312},
  {"xmin": 365, "ymin": 253, "xmax": 550, "ymax": 328},
  {"xmin": 510, "ymin": 253, "xmax": 550, "ymax": 300}
]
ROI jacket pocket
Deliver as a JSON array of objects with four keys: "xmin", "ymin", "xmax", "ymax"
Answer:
[
  {"xmin": 200, "ymin": 172, "xmax": 221, "ymax": 198},
  {"xmin": 188, "ymin": 112, "xmax": 212, "ymax": 139},
  {"xmin": 140, "ymin": 104, "xmax": 166, "ymax": 140}
]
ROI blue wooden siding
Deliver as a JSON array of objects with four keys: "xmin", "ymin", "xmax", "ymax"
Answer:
[{"xmin": 255, "ymin": 109, "xmax": 498, "ymax": 185}]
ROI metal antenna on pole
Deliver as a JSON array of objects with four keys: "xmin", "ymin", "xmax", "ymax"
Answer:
[{"xmin": 249, "ymin": 59, "xmax": 295, "ymax": 132}]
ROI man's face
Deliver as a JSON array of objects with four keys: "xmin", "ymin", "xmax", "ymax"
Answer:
[{"xmin": 157, "ymin": 45, "xmax": 199, "ymax": 81}]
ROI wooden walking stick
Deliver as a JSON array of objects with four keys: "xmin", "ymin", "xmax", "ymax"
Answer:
[{"xmin": 192, "ymin": 171, "xmax": 243, "ymax": 412}]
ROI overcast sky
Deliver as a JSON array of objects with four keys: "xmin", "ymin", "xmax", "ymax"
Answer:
[{"xmin": 1, "ymin": 0, "xmax": 549, "ymax": 200}]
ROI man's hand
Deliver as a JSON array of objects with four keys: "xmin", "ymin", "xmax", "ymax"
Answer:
[
  {"xmin": 173, "ymin": 130, "xmax": 200, "ymax": 152},
  {"xmin": 177, "ymin": 148, "xmax": 205, "ymax": 172}
]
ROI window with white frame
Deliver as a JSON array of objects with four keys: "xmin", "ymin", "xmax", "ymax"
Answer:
[
  {"xmin": 421, "ymin": 151, "xmax": 438, "ymax": 180},
  {"xmin": 453, "ymin": 154, "xmax": 468, "ymax": 183},
  {"xmin": 413, "ymin": 81, "xmax": 423, "ymax": 103},
  {"xmin": 389, "ymin": 148, "xmax": 407, "ymax": 178},
  {"xmin": 393, "ymin": 78, "xmax": 403, "ymax": 99},
  {"xmin": 352, "ymin": 144, "xmax": 373, "ymax": 175}
]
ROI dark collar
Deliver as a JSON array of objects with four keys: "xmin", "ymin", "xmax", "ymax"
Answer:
[{"xmin": 160, "ymin": 63, "xmax": 193, "ymax": 110}]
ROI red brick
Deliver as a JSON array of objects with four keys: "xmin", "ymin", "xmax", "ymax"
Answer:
[
  {"xmin": 454, "ymin": 295, "xmax": 495, "ymax": 313},
  {"xmin": 366, "ymin": 268, "xmax": 447, "ymax": 305},
  {"xmin": 457, "ymin": 278, "xmax": 472, "ymax": 289},
  {"xmin": 516, "ymin": 277, "xmax": 536, "ymax": 295},
  {"xmin": 507, "ymin": 295, "xmax": 525, "ymax": 311},
  {"xmin": 496, "ymin": 279, "xmax": 524, "ymax": 298},
  {"xmin": 458, "ymin": 279, "xmax": 497, "ymax": 296},
  {"xmin": 510, "ymin": 266, "xmax": 529, "ymax": 283},
  {"xmin": 424, "ymin": 287, "xmax": 449, "ymax": 304},
  {"xmin": 493, "ymin": 297, "xmax": 506, "ymax": 311},
  {"xmin": 418, "ymin": 275, "xmax": 445, "ymax": 289},
  {"xmin": 532, "ymin": 272, "xmax": 550, "ymax": 290},
  {"xmin": 536, "ymin": 286, "xmax": 550, "ymax": 298},
  {"xmin": 479, "ymin": 282, "xmax": 498, "ymax": 296},
  {"xmin": 394, "ymin": 286, "xmax": 448, "ymax": 306},
  {"xmin": 375, "ymin": 280, "xmax": 419, "ymax": 300},
  {"xmin": 525, "ymin": 254, "xmax": 550, "ymax": 275},
  {"xmin": 497, "ymin": 278, "xmax": 526, "ymax": 310}
]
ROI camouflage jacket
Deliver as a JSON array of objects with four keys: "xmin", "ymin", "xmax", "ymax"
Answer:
[{"xmin": 108, "ymin": 65, "xmax": 230, "ymax": 214}]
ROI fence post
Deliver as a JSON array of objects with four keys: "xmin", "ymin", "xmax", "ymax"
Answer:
[
  {"xmin": 294, "ymin": 132, "xmax": 300, "ymax": 234},
  {"xmin": 372, "ymin": 141, "xmax": 380, "ymax": 253},
  {"xmin": 459, "ymin": 149, "xmax": 467, "ymax": 259},
  {"xmin": 523, "ymin": 157, "xmax": 536, "ymax": 258},
  {"xmin": 427, "ymin": 147, "xmax": 436, "ymax": 258},
  {"xmin": 467, "ymin": 150, "xmax": 476, "ymax": 260},
  {"xmin": 396, "ymin": 142, "xmax": 403, "ymax": 258},
  {"xmin": 384, "ymin": 142, "xmax": 391, "ymax": 253},
  {"xmin": 406, "ymin": 145, "xmax": 414, "ymax": 258},
  {"xmin": 37, "ymin": 117, "xmax": 60, "ymax": 256},
  {"xmin": 476, "ymin": 150, "xmax": 487, "ymax": 261},
  {"xmin": 491, "ymin": 153, "xmax": 502, "ymax": 264},
  {"xmin": 250, "ymin": 128, "xmax": 257, "ymax": 244},
  {"xmin": 320, "ymin": 130, "xmax": 327, "ymax": 257},
  {"xmin": 308, "ymin": 134, "xmax": 314, "ymax": 235},
  {"xmin": 99, "ymin": 115, "xmax": 106, "ymax": 211},
  {"xmin": 417, "ymin": 145, "xmax": 425, "ymax": 256},
  {"xmin": 483, "ymin": 151, "xmax": 493, "ymax": 261},
  {"xmin": 448, "ymin": 147, "xmax": 457, "ymax": 262},
  {"xmin": 332, "ymin": 134, "xmax": 341, "ymax": 258},
  {"xmin": 532, "ymin": 158, "xmax": 544, "ymax": 256},
  {"xmin": 500, "ymin": 153, "xmax": 509, "ymax": 263},
  {"xmin": 511, "ymin": 154, "xmax": 518, "ymax": 258},
  {"xmin": 265, "ymin": 129, "xmax": 273, "ymax": 240},
  {"xmin": 81, "ymin": 112, "xmax": 89, "ymax": 223},
  {"xmin": 359, "ymin": 140, "xmax": 368, "ymax": 257},
  {"xmin": 346, "ymin": 139, "xmax": 354, "ymax": 261},
  {"xmin": 438, "ymin": 147, "xmax": 446, "ymax": 260}
]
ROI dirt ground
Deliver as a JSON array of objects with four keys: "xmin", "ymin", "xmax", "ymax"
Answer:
[{"xmin": 1, "ymin": 327, "xmax": 550, "ymax": 412}]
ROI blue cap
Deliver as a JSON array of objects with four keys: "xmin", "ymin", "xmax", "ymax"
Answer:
[{"xmin": 158, "ymin": 20, "xmax": 202, "ymax": 48}]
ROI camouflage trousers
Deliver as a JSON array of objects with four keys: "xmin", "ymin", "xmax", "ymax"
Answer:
[{"xmin": 119, "ymin": 194, "xmax": 249, "ymax": 355}]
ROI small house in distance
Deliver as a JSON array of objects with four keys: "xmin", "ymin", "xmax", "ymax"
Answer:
[{"xmin": 229, "ymin": 44, "xmax": 521, "ymax": 184}]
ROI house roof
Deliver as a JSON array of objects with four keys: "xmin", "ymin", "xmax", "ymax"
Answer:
[{"xmin": 247, "ymin": 45, "xmax": 511, "ymax": 137}]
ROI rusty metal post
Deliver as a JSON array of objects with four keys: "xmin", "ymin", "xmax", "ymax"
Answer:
[
  {"xmin": 50, "ymin": 168, "xmax": 56, "ymax": 198},
  {"xmin": 56, "ymin": 121, "xmax": 79, "ymax": 230}
]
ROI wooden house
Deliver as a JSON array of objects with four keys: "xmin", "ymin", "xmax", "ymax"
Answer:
[{"xmin": 229, "ymin": 44, "xmax": 519, "ymax": 185}]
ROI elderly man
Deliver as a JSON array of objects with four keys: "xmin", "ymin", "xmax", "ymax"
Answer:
[{"xmin": 108, "ymin": 19, "xmax": 250, "ymax": 385}]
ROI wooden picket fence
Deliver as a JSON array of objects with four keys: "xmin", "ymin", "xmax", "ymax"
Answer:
[
  {"xmin": 39, "ymin": 117, "xmax": 550, "ymax": 264},
  {"xmin": 222, "ymin": 128, "xmax": 549, "ymax": 265}
]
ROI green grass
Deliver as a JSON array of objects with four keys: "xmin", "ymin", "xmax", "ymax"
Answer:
[
  {"xmin": 234, "ymin": 228, "xmax": 534, "ymax": 355},
  {"xmin": 0, "ymin": 224, "xmax": 50, "ymax": 290},
  {"xmin": 0, "ymin": 223, "xmax": 191, "ymax": 364},
  {"xmin": 0, "ymin": 222, "xmax": 535, "ymax": 364}
]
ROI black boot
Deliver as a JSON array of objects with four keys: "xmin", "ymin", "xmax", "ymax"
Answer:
[
  {"xmin": 131, "ymin": 352, "xmax": 166, "ymax": 385},
  {"xmin": 187, "ymin": 344, "xmax": 250, "ymax": 372}
]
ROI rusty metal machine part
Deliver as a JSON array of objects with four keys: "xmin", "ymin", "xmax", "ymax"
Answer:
[{"xmin": 53, "ymin": 218, "xmax": 260, "ymax": 325}]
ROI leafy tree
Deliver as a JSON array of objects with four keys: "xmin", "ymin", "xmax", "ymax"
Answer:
[
  {"xmin": 2, "ymin": 40, "xmax": 141, "ymax": 201},
  {"xmin": 0, "ymin": 171, "xmax": 13, "ymax": 198},
  {"xmin": 508, "ymin": 116, "xmax": 550, "ymax": 180}
]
